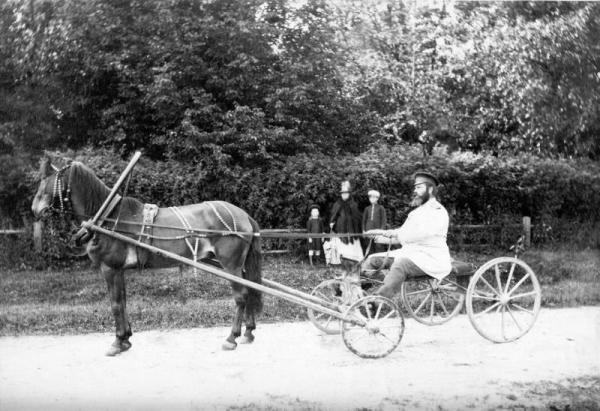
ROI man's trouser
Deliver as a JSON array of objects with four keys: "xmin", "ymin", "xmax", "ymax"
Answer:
[{"xmin": 361, "ymin": 254, "xmax": 427, "ymax": 300}]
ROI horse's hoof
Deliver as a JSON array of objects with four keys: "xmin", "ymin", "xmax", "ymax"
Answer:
[
  {"xmin": 222, "ymin": 341, "xmax": 237, "ymax": 351},
  {"xmin": 106, "ymin": 345, "xmax": 122, "ymax": 356},
  {"xmin": 120, "ymin": 340, "xmax": 132, "ymax": 352},
  {"xmin": 239, "ymin": 335, "xmax": 254, "ymax": 344},
  {"xmin": 105, "ymin": 339, "xmax": 131, "ymax": 356}
]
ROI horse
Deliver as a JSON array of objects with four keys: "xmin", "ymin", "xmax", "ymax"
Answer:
[{"xmin": 31, "ymin": 157, "xmax": 262, "ymax": 356}]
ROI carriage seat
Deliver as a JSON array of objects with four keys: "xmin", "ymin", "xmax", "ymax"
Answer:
[{"xmin": 451, "ymin": 260, "xmax": 476, "ymax": 277}]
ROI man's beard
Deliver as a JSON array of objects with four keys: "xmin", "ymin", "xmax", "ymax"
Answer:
[{"xmin": 410, "ymin": 191, "xmax": 430, "ymax": 207}]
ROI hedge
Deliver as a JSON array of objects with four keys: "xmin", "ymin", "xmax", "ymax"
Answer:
[{"xmin": 4, "ymin": 145, "xmax": 599, "ymax": 269}]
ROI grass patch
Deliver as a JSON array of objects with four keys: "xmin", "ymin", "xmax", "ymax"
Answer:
[{"xmin": 0, "ymin": 249, "xmax": 598, "ymax": 336}]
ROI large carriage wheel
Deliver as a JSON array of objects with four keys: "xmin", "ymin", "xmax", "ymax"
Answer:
[
  {"xmin": 466, "ymin": 257, "xmax": 541, "ymax": 343},
  {"xmin": 400, "ymin": 276, "xmax": 465, "ymax": 325},
  {"xmin": 341, "ymin": 295, "xmax": 404, "ymax": 359}
]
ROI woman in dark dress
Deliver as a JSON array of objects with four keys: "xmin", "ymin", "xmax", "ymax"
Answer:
[{"xmin": 329, "ymin": 181, "xmax": 363, "ymax": 265}]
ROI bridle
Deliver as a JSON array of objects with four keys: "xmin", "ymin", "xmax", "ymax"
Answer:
[{"xmin": 47, "ymin": 164, "xmax": 72, "ymax": 214}]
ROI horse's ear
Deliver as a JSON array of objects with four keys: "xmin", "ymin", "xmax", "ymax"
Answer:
[{"xmin": 39, "ymin": 156, "xmax": 54, "ymax": 179}]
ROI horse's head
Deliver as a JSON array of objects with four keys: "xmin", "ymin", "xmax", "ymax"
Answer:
[{"xmin": 31, "ymin": 156, "xmax": 71, "ymax": 220}]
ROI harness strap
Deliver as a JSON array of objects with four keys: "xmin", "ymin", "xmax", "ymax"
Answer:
[
  {"xmin": 138, "ymin": 204, "xmax": 159, "ymax": 244},
  {"xmin": 169, "ymin": 206, "xmax": 200, "ymax": 273},
  {"xmin": 208, "ymin": 201, "xmax": 236, "ymax": 232}
]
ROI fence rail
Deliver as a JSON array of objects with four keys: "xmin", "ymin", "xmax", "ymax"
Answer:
[
  {"xmin": 0, "ymin": 229, "xmax": 26, "ymax": 234},
  {"xmin": 6, "ymin": 217, "xmax": 532, "ymax": 255}
]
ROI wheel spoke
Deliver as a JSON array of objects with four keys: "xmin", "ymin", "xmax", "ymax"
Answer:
[
  {"xmin": 443, "ymin": 291, "xmax": 464, "ymax": 302},
  {"xmin": 413, "ymin": 293, "xmax": 432, "ymax": 315},
  {"xmin": 429, "ymin": 295, "xmax": 435, "ymax": 321},
  {"xmin": 381, "ymin": 310, "xmax": 396, "ymax": 321},
  {"xmin": 471, "ymin": 292, "xmax": 496, "ymax": 301},
  {"xmin": 439, "ymin": 283, "xmax": 458, "ymax": 291},
  {"xmin": 475, "ymin": 301, "xmax": 501, "ymax": 318},
  {"xmin": 436, "ymin": 293, "xmax": 449, "ymax": 316},
  {"xmin": 504, "ymin": 263, "xmax": 516, "ymax": 294},
  {"xmin": 479, "ymin": 275, "xmax": 501, "ymax": 297},
  {"xmin": 511, "ymin": 302, "xmax": 535, "ymax": 315},
  {"xmin": 494, "ymin": 264, "xmax": 503, "ymax": 292},
  {"xmin": 506, "ymin": 305, "xmax": 523, "ymax": 332},
  {"xmin": 405, "ymin": 289, "xmax": 430, "ymax": 296},
  {"xmin": 508, "ymin": 273, "xmax": 531, "ymax": 296},
  {"xmin": 365, "ymin": 303, "xmax": 372, "ymax": 320},
  {"xmin": 324, "ymin": 316, "xmax": 333, "ymax": 329},
  {"xmin": 376, "ymin": 332, "xmax": 397, "ymax": 345},
  {"xmin": 509, "ymin": 290, "xmax": 538, "ymax": 300},
  {"xmin": 374, "ymin": 303, "xmax": 383, "ymax": 320}
]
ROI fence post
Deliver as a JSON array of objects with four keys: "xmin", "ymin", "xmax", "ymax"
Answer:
[
  {"xmin": 522, "ymin": 216, "xmax": 531, "ymax": 248},
  {"xmin": 33, "ymin": 221, "xmax": 43, "ymax": 252}
]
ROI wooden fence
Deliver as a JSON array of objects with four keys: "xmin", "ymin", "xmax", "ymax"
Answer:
[
  {"xmin": 262, "ymin": 217, "xmax": 532, "ymax": 254},
  {"xmin": 4, "ymin": 217, "xmax": 532, "ymax": 255}
]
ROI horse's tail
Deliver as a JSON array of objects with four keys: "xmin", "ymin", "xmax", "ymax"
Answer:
[{"xmin": 243, "ymin": 216, "xmax": 263, "ymax": 315}]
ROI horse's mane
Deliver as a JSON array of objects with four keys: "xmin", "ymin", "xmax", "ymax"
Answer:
[{"xmin": 70, "ymin": 162, "xmax": 142, "ymax": 217}]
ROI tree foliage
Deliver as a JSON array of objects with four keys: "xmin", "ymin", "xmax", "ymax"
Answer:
[{"xmin": 1, "ymin": 0, "xmax": 599, "ymax": 229}]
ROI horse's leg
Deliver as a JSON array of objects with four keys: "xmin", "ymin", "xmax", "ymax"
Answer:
[
  {"xmin": 103, "ymin": 264, "xmax": 132, "ymax": 356},
  {"xmin": 240, "ymin": 296, "xmax": 256, "ymax": 344},
  {"xmin": 222, "ymin": 283, "xmax": 245, "ymax": 351}
]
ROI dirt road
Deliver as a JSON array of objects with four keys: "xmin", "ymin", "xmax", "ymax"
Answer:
[{"xmin": 1, "ymin": 306, "xmax": 599, "ymax": 410}]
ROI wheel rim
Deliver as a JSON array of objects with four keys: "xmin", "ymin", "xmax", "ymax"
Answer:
[
  {"xmin": 307, "ymin": 279, "xmax": 345, "ymax": 335},
  {"xmin": 401, "ymin": 277, "xmax": 465, "ymax": 325},
  {"xmin": 466, "ymin": 257, "xmax": 541, "ymax": 343},
  {"xmin": 342, "ymin": 296, "xmax": 404, "ymax": 359}
]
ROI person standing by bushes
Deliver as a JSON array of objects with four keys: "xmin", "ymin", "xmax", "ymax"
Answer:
[
  {"xmin": 306, "ymin": 204, "xmax": 325, "ymax": 266},
  {"xmin": 329, "ymin": 181, "xmax": 363, "ymax": 264},
  {"xmin": 362, "ymin": 190, "xmax": 387, "ymax": 255}
]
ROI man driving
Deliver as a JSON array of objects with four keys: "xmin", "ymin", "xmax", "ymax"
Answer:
[{"xmin": 362, "ymin": 171, "xmax": 452, "ymax": 300}]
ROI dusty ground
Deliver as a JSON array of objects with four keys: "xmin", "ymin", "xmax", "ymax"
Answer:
[{"xmin": 1, "ymin": 306, "xmax": 599, "ymax": 411}]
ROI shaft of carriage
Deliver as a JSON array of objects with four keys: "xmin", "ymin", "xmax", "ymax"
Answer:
[{"xmin": 83, "ymin": 222, "xmax": 365, "ymax": 327}]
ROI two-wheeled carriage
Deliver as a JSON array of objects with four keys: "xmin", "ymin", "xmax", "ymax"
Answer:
[{"xmin": 307, "ymin": 238, "xmax": 541, "ymax": 345}]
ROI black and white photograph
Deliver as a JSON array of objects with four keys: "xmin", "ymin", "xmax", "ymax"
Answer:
[{"xmin": 1, "ymin": 0, "xmax": 599, "ymax": 409}]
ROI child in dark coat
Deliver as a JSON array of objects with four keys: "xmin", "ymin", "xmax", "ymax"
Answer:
[
  {"xmin": 306, "ymin": 204, "xmax": 325, "ymax": 265},
  {"xmin": 362, "ymin": 189, "xmax": 387, "ymax": 254}
]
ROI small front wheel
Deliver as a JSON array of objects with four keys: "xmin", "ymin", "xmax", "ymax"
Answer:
[{"xmin": 341, "ymin": 296, "xmax": 404, "ymax": 359}]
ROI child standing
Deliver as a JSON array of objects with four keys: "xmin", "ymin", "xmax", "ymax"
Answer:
[
  {"xmin": 306, "ymin": 204, "xmax": 324, "ymax": 266},
  {"xmin": 362, "ymin": 190, "xmax": 387, "ymax": 254}
]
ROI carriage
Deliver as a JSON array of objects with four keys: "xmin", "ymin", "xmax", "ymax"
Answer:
[
  {"xmin": 307, "ymin": 239, "xmax": 542, "ymax": 357},
  {"xmin": 32, "ymin": 152, "xmax": 541, "ymax": 359}
]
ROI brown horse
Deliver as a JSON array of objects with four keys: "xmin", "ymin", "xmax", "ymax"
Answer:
[{"xmin": 31, "ymin": 157, "xmax": 262, "ymax": 356}]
